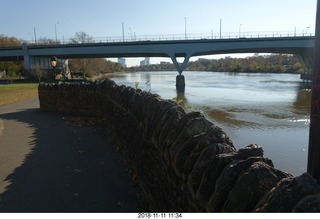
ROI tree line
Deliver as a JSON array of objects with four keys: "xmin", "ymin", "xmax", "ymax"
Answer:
[
  {"xmin": 129, "ymin": 53, "xmax": 306, "ymax": 74},
  {"xmin": 0, "ymin": 33, "xmax": 124, "ymax": 79},
  {"xmin": 0, "ymin": 35, "xmax": 24, "ymax": 77}
]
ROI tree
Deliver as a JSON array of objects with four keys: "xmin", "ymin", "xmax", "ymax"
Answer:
[
  {"xmin": 37, "ymin": 37, "xmax": 59, "ymax": 45},
  {"xmin": 0, "ymin": 34, "xmax": 20, "ymax": 47},
  {"xmin": 31, "ymin": 65, "xmax": 47, "ymax": 83},
  {"xmin": 69, "ymin": 58, "xmax": 99, "ymax": 77},
  {"xmin": 0, "ymin": 35, "xmax": 23, "ymax": 77},
  {"xmin": 68, "ymin": 32, "xmax": 96, "ymax": 77},
  {"xmin": 70, "ymin": 32, "xmax": 94, "ymax": 44},
  {"xmin": 69, "ymin": 58, "xmax": 124, "ymax": 77}
]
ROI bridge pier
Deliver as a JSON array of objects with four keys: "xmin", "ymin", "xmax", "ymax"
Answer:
[
  {"xmin": 169, "ymin": 53, "xmax": 191, "ymax": 75},
  {"xmin": 169, "ymin": 53, "xmax": 191, "ymax": 91},
  {"xmin": 297, "ymin": 48, "xmax": 314, "ymax": 74},
  {"xmin": 176, "ymin": 74, "xmax": 185, "ymax": 92}
]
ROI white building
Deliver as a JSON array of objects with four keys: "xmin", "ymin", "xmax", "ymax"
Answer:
[
  {"xmin": 140, "ymin": 57, "xmax": 150, "ymax": 66},
  {"xmin": 145, "ymin": 57, "xmax": 150, "ymax": 65},
  {"xmin": 118, "ymin": 58, "xmax": 126, "ymax": 68}
]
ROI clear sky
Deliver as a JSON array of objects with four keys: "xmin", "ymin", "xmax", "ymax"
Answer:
[{"xmin": 0, "ymin": 0, "xmax": 318, "ymax": 66}]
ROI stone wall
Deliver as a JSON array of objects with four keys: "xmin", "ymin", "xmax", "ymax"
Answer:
[{"xmin": 38, "ymin": 79, "xmax": 320, "ymax": 212}]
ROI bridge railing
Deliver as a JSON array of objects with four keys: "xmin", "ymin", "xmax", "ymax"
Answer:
[
  {"xmin": 22, "ymin": 29, "xmax": 316, "ymax": 46},
  {"xmin": 92, "ymin": 30, "xmax": 315, "ymax": 43}
]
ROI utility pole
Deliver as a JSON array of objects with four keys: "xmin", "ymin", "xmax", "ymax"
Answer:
[
  {"xmin": 220, "ymin": 18, "xmax": 222, "ymax": 39},
  {"xmin": 34, "ymin": 27, "xmax": 37, "ymax": 44},
  {"xmin": 122, "ymin": 22, "xmax": 125, "ymax": 42},
  {"xmin": 55, "ymin": 22, "xmax": 59, "ymax": 43},
  {"xmin": 185, "ymin": 17, "xmax": 187, "ymax": 40},
  {"xmin": 308, "ymin": 0, "xmax": 320, "ymax": 183}
]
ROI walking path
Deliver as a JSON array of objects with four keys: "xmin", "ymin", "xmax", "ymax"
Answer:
[{"xmin": 0, "ymin": 97, "xmax": 138, "ymax": 212}]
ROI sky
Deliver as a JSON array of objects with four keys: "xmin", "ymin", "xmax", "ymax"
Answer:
[{"xmin": 0, "ymin": 0, "xmax": 318, "ymax": 66}]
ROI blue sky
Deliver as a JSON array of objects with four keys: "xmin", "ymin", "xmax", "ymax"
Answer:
[{"xmin": 0, "ymin": 0, "xmax": 317, "ymax": 66}]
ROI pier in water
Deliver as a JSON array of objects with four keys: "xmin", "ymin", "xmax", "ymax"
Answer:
[{"xmin": 111, "ymin": 71, "xmax": 311, "ymax": 176}]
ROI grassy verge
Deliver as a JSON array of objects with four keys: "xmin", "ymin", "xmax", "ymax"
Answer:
[{"xmin": 0, "ymin": 83, "xmax": 38, "ymax": 106}]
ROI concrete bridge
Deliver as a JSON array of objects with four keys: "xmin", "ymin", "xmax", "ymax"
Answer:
[{"xmin": 0, "ymin": 35, "xmax": 315, "ymax": 89}]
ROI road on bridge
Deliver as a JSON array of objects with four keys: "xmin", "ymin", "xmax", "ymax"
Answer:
[{"xmin": 0, "ymin": 97, "xmax": 138, "ymax": 212}]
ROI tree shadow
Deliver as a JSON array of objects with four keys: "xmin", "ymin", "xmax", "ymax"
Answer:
[{"xmin": 0, "ymin": 107, "xmax": 138, "ymax": 212}]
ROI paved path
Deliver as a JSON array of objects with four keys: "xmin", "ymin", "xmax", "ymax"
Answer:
[{"xmin": 0, "ymin": 97, "xmax": 138, "ymax": 212}]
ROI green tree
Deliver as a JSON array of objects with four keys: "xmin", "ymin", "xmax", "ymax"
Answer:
[
  {"xmin": 69, "ymin": 58, "xmax": 124, "ymax": 77},
  {"xmin": 0, "ymin": 35, "xmax": 23, "ymax": 77}
]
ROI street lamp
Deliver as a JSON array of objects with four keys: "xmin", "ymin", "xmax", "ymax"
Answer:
[
  {"xmin": 129, "ymin": 27, "xmax": 132, "ymax": 41},
  {"xmin": 185, "ymin": 17, "xmax": 187, "ymax": 40},
  {"xmin": 51, "ymin": 56, "xmax": 57, "ymax": 82},
  {"xmin": 303, "ymin": 26, "xmax": 311, "ymax": 36},
  {"xmin": 55, "ymin": 22, "xmax": 59, "ymax": 43}
]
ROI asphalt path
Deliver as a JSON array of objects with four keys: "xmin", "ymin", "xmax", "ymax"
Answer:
[{"xmin": 0, "ymin": 97, "xmax": 138, "ymax": 212}]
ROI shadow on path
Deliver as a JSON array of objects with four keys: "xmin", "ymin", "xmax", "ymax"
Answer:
[{"xmin": 0, "ymin": 99, "xmax": 138, "ymax": 212}]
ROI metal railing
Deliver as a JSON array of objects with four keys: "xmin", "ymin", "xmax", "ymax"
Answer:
[
  {"xmin": 4, "ymin": 29, "xmax": 316, "ymax": 47},
  {"xmin": 90, "ymin": 30, "xmax": 315, "ymax": 44}
]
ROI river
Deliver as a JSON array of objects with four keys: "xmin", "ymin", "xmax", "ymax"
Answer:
[{"xmin": 110, "ymin": 71, "xmax": 311, "ymax": 176}]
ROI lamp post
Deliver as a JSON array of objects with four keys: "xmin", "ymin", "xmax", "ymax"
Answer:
[
  {"xmin": 303, "ymin": 26, "xmax": 311, "ymax": 36},
  {"xmin": 129, "ymin": 27, "xmax": 132, "ymax": 41},
  {"xmin": 239, "ymin": 24, "xmax": 242, "ymax": 38},
  {"xmin": 185, "ymin": 17, "xmax": 187, "ymax": 40},
  {"xmin": 55, "ymin": 22, "xmax": 59, "ymax": 43},
  {"xmin": 51, "ymin": 56, "xmax": 57, "ymax": 82},
  {"xmin": 220, "ymin": 18, "xmax": 222, "ymax": 39}
]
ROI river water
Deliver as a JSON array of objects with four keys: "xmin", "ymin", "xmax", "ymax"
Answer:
[{"xmin": 110, "ymin": 71, "xmax": 311, "ymax": 176}]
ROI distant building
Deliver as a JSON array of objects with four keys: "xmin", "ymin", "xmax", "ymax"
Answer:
[
  {"xmin": 145, "ymin": 57, "xmax": 150, "ymax": 65},
  {"xmin": 140, "ymin": 57, "xmax": 150, "ymax": 66},
  {"xmin": 160, "ymin": 61, "xmax": 170, "ymax": 65},
  {"xmin": 118, "ymin": 58, "xmax": 126, "ymax": 68}
]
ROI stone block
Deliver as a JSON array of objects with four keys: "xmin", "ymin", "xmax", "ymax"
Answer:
[
  {"xmin": 208, "ymin": 157, "xmax": 273, "ymax": 212},
  {"xmin": 255, "ymin": 173, "xmax": 320, "ymax": 212},
  {"xmin": 194, "ymin": 152, "xmax": 238, "ymax": 203},
  {"xmin": 223, "ymin": 161, "xmax": 290, "ymax": 212},
  {"xmin": 294, "ymin": 195, "xmax": 320, "ymax": 212}
]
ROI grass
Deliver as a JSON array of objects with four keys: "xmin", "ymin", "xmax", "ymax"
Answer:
[{"xmin": 0, "ymin": 83, "xmax": 38, "ymax": 106}]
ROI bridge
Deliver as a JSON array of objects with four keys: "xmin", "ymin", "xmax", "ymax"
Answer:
[{"xmin": 0, "ymin": 34, "xmax": 315, "ymax": 89}]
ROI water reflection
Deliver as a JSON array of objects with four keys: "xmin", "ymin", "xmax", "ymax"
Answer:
[
  {"xmin": 111, "ymin": 71, "xmax": 310, "ymax": 176},
  {"xmin": 293, "ymin": 89, "xmax": 311, "ymax": 114},
  {"xmin": 204, "ymin": 107, "xmax": 260, "ymax": 128},
  {"xmin": 174, "ymin": 91, "xmax": 189, "ymax": 108}
]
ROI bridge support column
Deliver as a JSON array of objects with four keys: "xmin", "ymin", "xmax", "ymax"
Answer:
[
  {"xmin": 22, "ymin": 43, "xmax": 30, "ymax": 69},
  {"xmin": 169, "ymin": 53, "xmax": 191, "ymax": 91},
  {"xmin": 169, "ymin": 53, "xmax": 191, "ymax": 75},
  {"xmin": 297, "ymin": 49, "xmax": 314, "ymax": 74},
  {"xmin": 176, "ymin": 74, "xmax": 185, "ymax": 92}
]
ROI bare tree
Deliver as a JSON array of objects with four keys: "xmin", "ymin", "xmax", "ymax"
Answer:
[
  {"xmin": 37, "ymin": 37, "xmax": 59, "ymax": 45},
  {"xmin": 32, "ymin": 65, "xmax": 47, "ymax": 83},
  {"xmin": 69, "ymin": 32, "xmax": 95, "ymax": 78},
  {"xmin": 70, "ymin": 32, "xmax": 94, "ymax": 44}
]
